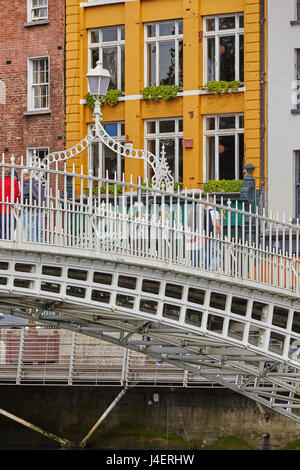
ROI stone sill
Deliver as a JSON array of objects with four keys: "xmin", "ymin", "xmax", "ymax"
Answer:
[
  {"xmin": 24, "ymin": 19, "xmax": 50, "ymax": 27},
  {"xmin": 24, "ymin": 109, "xmax": 51, "ymax": 116}
]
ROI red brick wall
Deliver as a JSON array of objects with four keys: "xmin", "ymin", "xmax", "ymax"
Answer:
[{"xmin": 0, "ymin": 0, "xmax": 65, "ymax": 162}]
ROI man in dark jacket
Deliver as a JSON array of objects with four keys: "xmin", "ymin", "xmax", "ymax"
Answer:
[
  {"xmin": 0, "ymin": 172, "xmax": 20, "ymax": 239},
  {"xmin": 22, "ymin": 171, "xmax": 45, "ymax": 242}
]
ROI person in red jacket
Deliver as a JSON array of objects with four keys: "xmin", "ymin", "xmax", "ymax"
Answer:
[{"xmin": 0, "ymin": 171, "xmax": 20, "ymax": 240}]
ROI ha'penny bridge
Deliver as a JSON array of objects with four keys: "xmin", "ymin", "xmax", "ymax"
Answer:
[{"xmin": 0, "ymin": 108, "xmax": 300, "ymax": 448}]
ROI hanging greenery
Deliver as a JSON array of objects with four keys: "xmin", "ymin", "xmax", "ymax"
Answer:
[
  {"xmin": 85, "ymin": 89, "xmax": 123, "ymax": 109},
  {"xmin": 203, "ymin": 179, "xmax": 243, "ymax": 194},
  {"xmin": 142, "ymin": 85, "xmax": 181, "ymax": 102},
  {"xmin": 204, "ymin": 80, "xmax": 241, "ymax": 95}
]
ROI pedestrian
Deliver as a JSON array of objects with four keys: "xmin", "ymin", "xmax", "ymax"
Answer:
[
  {"xmin": 0, "ymin": 171, "xmax": 20, "ymax": 240},
  {"xmin": 22, "ymin": 170, "xmax": 45, "ymax": 243},
  {"xmin": 187, "ymin": 195, "xmax": 221, "ymax": 269}
]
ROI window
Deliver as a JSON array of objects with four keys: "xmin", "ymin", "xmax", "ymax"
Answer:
[
  {"xmin": 89, "ymin": 122, "xmax": 125, "ymax": 179},
  {"xmin": 26, "ymin": 148, "xmax": 49, "ymax": 166},
  {"xmin": 204, "ymin": 114, "xmax": 244, "ymax": 181},
  {"xmin": 28, "ymin": 0, "xmax": 48, "ymax": 22},
  {"xmin": 144, "ymin": 118, "xmax": 183, "ymax": 182},
  {"xmin": 27, "ymin": 57, "xmax": 49, "ymax": 110},
  {"xmin": 203, "ymin": 13, "xmax": 244, "ymax": 84},
  {"xmin": 144, "ymin": 19, "xmax": 183, "ymax": 87},
  {"xmin": 295, "ymin": 49, "xmax": 300, "ymax": 110},
  {"xmin": 296, "ymin": 151, "xmax": 300, "ymax": 219},
  {"xmin": 89, "ymin": 26, "xmax": 125, "ymax": 92},
  {"xmin": 297, "ymin": 0, "xmax": 300, "ymax": 20}
]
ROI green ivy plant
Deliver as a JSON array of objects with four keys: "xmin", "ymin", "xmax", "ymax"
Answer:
[
  {"xmin": 85, "ymin": 89, "xmax": 123, "ymax": 109},
  {"xmin": 203, "ymin": 179, "xmax": 243, "ymax": 194},
  {"xmin": 142, "ymin": 85, "xmax": 181, "ymax": 102},
  {"xmin": 204, "ymin": 80, "xmax": 241, "ymax": 95}
]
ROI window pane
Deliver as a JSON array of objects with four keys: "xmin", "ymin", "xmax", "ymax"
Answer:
[
  {"xmin": 102, "ymin": 27, "xmax": 118, "ymax": 42},
  {"xmin": 91, "ymin": 48, "xmax": 99, "ymax": 68},
  {"xmin": 239, "ymin": 133, "xmax": 244, "ymax": 180},
  {"xmin": 219, "ymin": 116, "xmax": 235, "ymax": 129},
  {"xmin": 220, "ymin": 36, "xmax": 235, "ymax": 81},
  {"xmin": 91, "ymin": 142, "xmax": 100, "ymax": 177},
  {"xmin": 121, "ymin": 44, "xmax": 125, "ymax": 91},
  {"xmin": 206, "ymin": 19, "xmax": 215, "ymax": 32},
  {"xmin": 206, "ymin": 117, "xmax": 215, "ymax": 130},
  {"xmin": 147, "ymin": 43, "xmax": 156, "ymax": 86},
  {"xmin": 239, "ymin": 15, "xmax": 244, "ymax": 28},
  {"xmin": 159, "ymin": 21, "xmax": 175, "ymax": 36},
  {"xmin": 179, "ymin": 39, "xmax": 183, "ymax": 87},
  {"xmin": 147, "ymin": 24, "xmax": 156, "ymax": 38},
  {"xmin": 120, "ymin": 25, "xmax": 125, "ymax": 40},
  {"xmin": 239, "ymin": 115, "xmax": 244, "ymax": 129},
  {"xmin": 207, "ymin": 37, "xmax": 215, "ymax": 81},
  {"xmin": 219, "ymin": 135, "xmax": 235, "ymax": 180},
  {"xmin": 178, "ymin": 138, "xmax": 183, "ymax": 182},
  {"xmin": 104, "ymin": 123, "xmax": 118, "ymax": 136},
  {"xmin": 104, "ymin": 147, "xmax": 117, "ymax": 179},
  {"xmin": 147, "ymin": 140, "xmax": 156, "ymax": 180},
  {"xmin": 147, "ymin": 121, "xmax": 156, "ymax": 134},
  {"xmin": 206, "ymin": 136, "xmax": 215, "ymax": 180},
  {"xmin": 219, "ymin": 16, "xmax": 235, "ymax": 30},
  {"xmin": 159, "ymin": 41, "xmax": 175, "ymax": 85},
  {"xmin": 103, "ymin": 47, "xmax": 117, "ymax": 89},
  {"xmin": 178, "ymin": 19, "xmax": 183, "ymax": 35},
  {"xmin": 160, "ymin": 139, "xmax": 175, "ymax": 177},
  {"xmin": 159, "ymin": 120, "xmax": 175, "ymax": 133},
  {"xmin": 298, "ymin": 0, "xmax": 300, "ymax": 20},
  {"xmin": 178, "ymin": 119, "xmax": 183, "ymax": 132},
  {"xmin": 91, "ymin": 31, "xmax": 99, "ymax": 43},
  {"xmin": 239, "ymin": 34, "xmax": 244, "ymax": 82}
]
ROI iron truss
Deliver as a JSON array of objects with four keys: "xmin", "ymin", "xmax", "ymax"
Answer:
[{"xmin": 0, "ymin": 247, "xmax": 299, "ymax": 424}]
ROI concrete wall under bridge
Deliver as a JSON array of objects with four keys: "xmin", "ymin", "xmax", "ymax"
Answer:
[{"xmin": 0, "ymin": 386, "xmax": 299, "ymax": 450}]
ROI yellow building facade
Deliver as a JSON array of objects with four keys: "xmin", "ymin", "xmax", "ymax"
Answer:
[{"xmin": 65, "ymin": 0, "xmax": 266, "ymax": 191}]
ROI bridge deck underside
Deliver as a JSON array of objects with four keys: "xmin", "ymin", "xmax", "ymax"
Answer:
[{"xmin": 0, "ymin": 248, "xmax": 299, "ymax": 423}]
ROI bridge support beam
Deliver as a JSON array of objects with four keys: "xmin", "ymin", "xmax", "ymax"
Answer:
[
  {"xmin": 79, "ymin": 387, "xmax": 128, "ymax": 448},
  {"xmin": 0, "ymin": 407, "xmax": 75, "ymax": 448}
]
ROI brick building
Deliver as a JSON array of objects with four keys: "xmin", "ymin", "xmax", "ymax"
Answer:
[{"xmin": 0, "ymin": 0, "xmax": 65, "ymax": 165}]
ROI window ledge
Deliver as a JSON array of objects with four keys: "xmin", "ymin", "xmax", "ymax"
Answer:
[
  {"xmin": 24, "ymin": 19, "xmax": 50, "ymax": 27},
  {"xmin": 290, "ymin": 20, "xmax": 300, "ymax": 25},
  {"xmin": 24, "ymin": 109, "xmax": 51, "ymax": 116},
  {"xmin": 291, "ymin": 109, "xmax": 300, "ymax": 115}
]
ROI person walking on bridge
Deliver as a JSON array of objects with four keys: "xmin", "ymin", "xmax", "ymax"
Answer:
[
  {"xmin": 0, "ymin": 171, "xmax": 20, "ymax": 240},
  {"xmin": 22, "ymin": 170, "xmax": 45, "ymax": 243}
]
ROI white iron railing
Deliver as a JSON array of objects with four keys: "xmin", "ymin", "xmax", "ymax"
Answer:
[
  {"xmin": 1, "ymin": 156, "xmax": 300, "ymax": 294},
  {"xmin": 0, "ymin": 325, "xmax": 221, "ymax": 387}
]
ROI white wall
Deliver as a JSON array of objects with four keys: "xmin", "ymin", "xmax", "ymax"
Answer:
[{"xmin": 267, "ymin": 0, "xmax": 300, "ymax": 219}]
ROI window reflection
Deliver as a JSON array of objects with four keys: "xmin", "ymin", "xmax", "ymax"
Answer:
[{"xmin": 219, "ymin": 36, "xmax": 235, "ymax": 82}]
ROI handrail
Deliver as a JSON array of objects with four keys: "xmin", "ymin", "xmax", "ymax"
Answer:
[{"xmin": 0, "ymin": 158, "xmax": 300, "ymax": 295}]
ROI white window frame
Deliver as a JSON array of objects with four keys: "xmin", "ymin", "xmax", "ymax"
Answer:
[
  {"xmin": 88, "ymin": 26, "xmax": 125, "ymax": 92},
  {"xmin": 88, "ymin": 122, "xmax": 125, "ymax": 180},
  {"xmin": 203, "ymin": 114, "xmax": 244, "ymax": 182},
  {"xmin": 27, "ymin": 56, "xmax": 50, "ymax": 111},
  {"xmin": 144, "ymin": 19, "xmax": 183, "ymax": 88},
  {"xmin": 203, "ymin": 13, "xmax": 244, "ymax": 85},
  {"xmin": 27, "ymin": 0, "xmax": 48, "ymax": 22},
  {"xmin": 144, "ymin": 117, "xmax": 183, "ymax": 182},
  {"xmin": 26, "ymin": 147, "xmax": 49, "ymax": 167}
]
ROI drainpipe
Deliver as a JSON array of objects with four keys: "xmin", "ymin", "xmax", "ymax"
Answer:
[{"xmin": 260, "ymin": 0, "xmax": 266, "ymax": 212}]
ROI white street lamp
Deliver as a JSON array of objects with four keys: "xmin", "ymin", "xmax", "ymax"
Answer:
[
  {"xmin": 42, "ymin": 60, "xmax": 174, "ymax": 191},
  {"xmin": 86, "ymin": 60, "xmax": 111, "ymax": 98}
]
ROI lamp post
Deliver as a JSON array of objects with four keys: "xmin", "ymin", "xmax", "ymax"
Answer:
[{"xmin": 42, "ymin": 62, "xmax": 174, "ymax": 191}]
